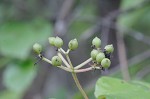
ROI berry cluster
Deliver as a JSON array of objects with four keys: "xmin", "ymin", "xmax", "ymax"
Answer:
[
  {"xmin": 33, "ymin": 36, "xmax": 114, "ymax": 99},
  {"xmin": 33, "ymin": 36, "xmax": 114, "ymax": 72},
  {"xmin": 91, "ymin": 37, "xmax": 114, "ymax": 69}
]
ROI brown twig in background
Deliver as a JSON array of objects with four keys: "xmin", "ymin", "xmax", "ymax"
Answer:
[
  {"xmin": 128, "ymin": 50, "xmax": 150, "ymax": 66},
  {"xmin": 79, "ymin": 20, "xmax": 101, "ymax": 41},
  {"xmin": 104, "ymin": 0, "xmax": 150, "ymax": 20},
  {"xmin": 79, "ymin": 0, "xmax": 150, "ymax": 41},
  {"xmin": 57, "ymin": 0, "xmax": 75, "ymax": 20},
  {"xmin": 109, "ymin": 49, "xmax": 150, "ymax": 75},
  {"xmin": 135, "ymin": 65, "xmax": 150, "ymax": 80},
  {"xmin": 104, "ymin": 23, "xmax": 150, "ymax": 46},
  {"xmin": 124, "ymin": 29, "xmax": 150, "ymax": 45},
  {"xmin": 54, "ymin": 0, "xmax": 75, "ymax": 35},
  {"xmin": 116, "ymin": 29, "xmax": 130, "ymax": 81}
]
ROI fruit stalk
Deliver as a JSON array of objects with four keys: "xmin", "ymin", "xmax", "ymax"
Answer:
[{"xmin": 66, "ymin": 54, "xmax": 88, "ymax": 99}]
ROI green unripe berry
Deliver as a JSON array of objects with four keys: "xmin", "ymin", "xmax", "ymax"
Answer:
[
  {"xmin": 33, "ymin": 43, "xmax": 42, "ymax": 54},
  {"xmin": 48, "ymin": 37, "xmax": 55, "ymax": 46},
  {"xmin": 68, "ymin": 38, "xmax": 78, "ymax": 50},
  {"xmin": 96, "ymin": 52, "xmax": 105, "ymax": 63},
  {"xmin": 104, "ymin": 44, "xmax": 114, "ymax": 53},
  {"xmin": 92, "ymin": 37, "xmax": 101, "ymax": 48},
  {"xmin": 54, "ymin": 36, "xmax": 63, "ymax": 48},
  {"xmin": 101, "ymin": 58, "xmax": 111, "ymax": 68},
  {"xmin": 51, "ymin": 56, "xmax": 62, "ymax": 66},
  {"xmin": 91, "ymin": 49, "xmax": 99, "ymax": 60}
]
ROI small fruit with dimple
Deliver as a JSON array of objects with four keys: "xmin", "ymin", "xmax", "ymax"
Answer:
[
  {"xmin": 51, "ymin": 56, "xmax": 62, "ymax": 66},
  {"xmin": 33, "ymin": 43, "xmax": 42, "ymax": 54},
  {"xmin": 92, "ymin": 37, "xmax": 101, "ymax": 48},
  {"xmin": 101, "ymin": 58, "xmax": 111, "ymax": 68}
]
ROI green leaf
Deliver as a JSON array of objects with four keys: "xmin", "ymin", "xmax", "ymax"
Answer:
[
  {"xmin": 0, "ymin": 19, "xmax": 52, "ymax": 59},
  {"xmin": 118, "ymin": 0, "xmax": 150, "ymax": 28},
  {"xmin": 3, "ymin": 60, "xmax": 37, "ymax": 93},
  {"xmin": 121, "ymin": 0, "xmax": 143, "ymax": 10},
  {"xmin": 95, "ymin": 76, "xmax": 150, "ymax": 99},
  {"xmin": 131, "ymin": 81, "xmax": 150, "ymax": 89},
  {"xmin": 0, "ymin": 91, "xmax": 21, "ymax": 99}
]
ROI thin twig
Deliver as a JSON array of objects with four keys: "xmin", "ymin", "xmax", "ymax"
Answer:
[
  {"xmin": 75, "ymin": 67, "xmax": 100, "ymax": 73},
  {"xmin": 74, "ymin": 58, "xmax": 92, "ymax": 69},
  {"xmin": 135, "ymin": 66, "xmax": 150, "ymax": 80},
  {"xmin": 109, "ymin": 50, "xmax": 150, "ymax": 75},
  {"xmin": 59, "ymin": 48, "xmax": 66, "ymax": 54},
  {"xmin": 57, "ymin": 52, "xmax": 71, "ymax": 68},
  {"xmin": 66, "ymin": 54, "xmax": 73, "ymax": 69},
  {"xmin": 71, "ymin": 72, "xmax": 89, "ymax": 99},
  {"xmin": 105, "ymin": 22, "xmax": 150, "ymax": 46},
  {"xmin": 58, "ymin": 66, "xmax": 72, "ymax": 72},
  {"xmin": 116, "ymin": 29, "xmax": 130, "ymax": 81},
  {"xmin": 65, "ymin": 54, "xmax": 89, "ymax": 99},
  {"xmin": 42, "ymin": 57, "xmax": 52, "ymax": 64},
  {"xmin": 42, "ymin": 56, "xmax": 99, "ymax": 73},
  {"xmin": 57, "ymin": 0, "xmax": 75, "ymax": 20},
  {"xmin": 66, "ymin": 49, "xmax": 70, "ymax": 54},
  {"xmin": 59, "ymin": 66, "xmax": 100, "ymax": 73},
  {"xmin": 54, "ymin": 0, "xmax": 75, "ymax": 35}
]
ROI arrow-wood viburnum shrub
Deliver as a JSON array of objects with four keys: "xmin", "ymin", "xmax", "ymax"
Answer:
[{"xmin": 33, "ymin": 36, "xmax": 114, "ymax": 99}]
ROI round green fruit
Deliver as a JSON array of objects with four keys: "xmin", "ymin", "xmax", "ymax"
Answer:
[
  {"xmin": 92, "ymin": 37, "xmax": 101, "ymax": 48},
  {"xmin": 96, "ymin": 52, "xmax": 105, "ymax": 63},
  {"xmin": 101, "ymin": 58, "xmax": 111, "ymax": 68},
  {"xmin": 104, "ymin": 44, "xmax": 114, "ymax": 53},
  {"xmin": 54, "ymin": 36, "xmax": 63, "ymax": 48},
  {"xmin": 90, "ymin": 49, "xmax": 99, "ymax": 60},
  {"xmin": 33, "ymin": 43, "xmax": 42, "ymax": 54},
  {"xmin": 51, "ymin": 56, "xmax": 62, "ymax": 66},
  {"xmin": 68, "ymin": 38, "xmax": 78, "ymax": 50},
  {"xmin": 48, "ymin": 37, "xmax": 55, "ymax": 46}
]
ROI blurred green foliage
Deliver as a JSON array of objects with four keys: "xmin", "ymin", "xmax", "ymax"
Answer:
[
  {"xmin": 95, "ymin": 76, "xmax": 150, "ymax": 99},
  {"xmin": 0, "ymin": 19, "xmax": 52, "ymax": 59},
  {"xmin": 0, "ymin": 18, "xmax": 52, "ymax": 98},
  {"xmin": 3, "ymin": 61, "xmax": 36, "ymax": 93}
]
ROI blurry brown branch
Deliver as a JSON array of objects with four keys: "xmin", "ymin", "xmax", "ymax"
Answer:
[
  {"xmin": 79, "ymin": 0, "xmax": 150, "ymax": 41},
  {"xmin": 57, "ymin": 0, "xmax": 75, "ymax": 20},
  {"xmin": 104, "ymin": 0, "xmax": 150, "ymax": 20},
  {"xmin": 135, "ymin": 66, "xmax": 150, "ymax": 80},
  {"xmin": 128, "ymin": 50, "xmax": 150, "ymax": 66},
  {"xmin": 124, "ymin": 29, "xmax": 150, "ymax": 45},
  {"xmin": 109, "ymin": 49, "xmax": 150, "ymax": 75},
  {"xmin": 80, "ymin": 13, "xmax": 150, "ymax": 46},
  {"xmin": 107, "ymin": 24, "xmax": 150, "ymax": 46},
  {"xmin": 116, "ymin": 30, "xmax": 130, "ymax": 81},
  {"xmin": 54, "ymin": 0, "xmax": 75, "ymax": 35}
]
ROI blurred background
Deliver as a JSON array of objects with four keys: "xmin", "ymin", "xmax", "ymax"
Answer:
[{"xmin": 0, "ymin": 0, "xmax": 150, "ymax": 99}]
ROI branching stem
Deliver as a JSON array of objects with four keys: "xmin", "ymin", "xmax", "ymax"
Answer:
[
  {"xmin": 42, "ymin": 56, "xmax": 52, "ymax": 64},
  {"xmin": 74, "ymin": 58, "xmax": 92, "ymax": 69},
  {"xmin": 57, "ymin": 52, "xmax": 71, "ymax": 68},
  {"xmin": 60, "ymin": 48, "xmax": 66, "ymax": 54},
  {"xmin": 41, "ymin": 48, "xmax": 96, "ymax": 99},
  {"xmin": 42, "ymin": 56, "xmax": 99, "ymax": 73},
  {"xmin": 65, "ymin": 54, "xmax": 89, "ymax": 99}
]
